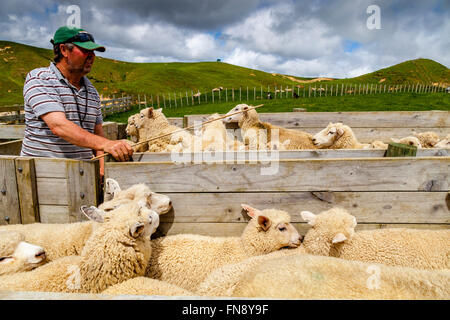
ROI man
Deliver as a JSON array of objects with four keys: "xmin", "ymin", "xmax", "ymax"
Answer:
[{"xmin": 21, "ymin": 26, "xmax": 133, "ymax": 174}]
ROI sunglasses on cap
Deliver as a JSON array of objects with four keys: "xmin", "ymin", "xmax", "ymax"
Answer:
[{"xmin": 65, "ymin": 32, "xmax": 95, "ymax": 43}]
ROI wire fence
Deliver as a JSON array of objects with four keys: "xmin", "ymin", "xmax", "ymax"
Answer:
[{"xmin": 136, "ymin": 82, "xmax": 449, "ymax": 109}]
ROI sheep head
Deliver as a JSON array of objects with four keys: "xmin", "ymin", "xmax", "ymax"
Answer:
[
  {"xmin": 312, "ymin": 122, "xmax": 346, "ymax": 148},
  {"xmin": 301, "ymin": 207, "xmax": 357, "ymax": 255},
  {"xmin": 240, "ymin": 204, "xmax": 302, "ymax": 255},
  {"xmin": 0, "ymin": 231, "xmax": 47, "ymax": 275}
]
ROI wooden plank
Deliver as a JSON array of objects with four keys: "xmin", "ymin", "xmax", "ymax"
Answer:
[
  {"xmin": 38, "ymin": 205, "xmax": 71, "ymax": 224},
  {"xmin": 185, "ymin": 111, "xmax": 450, "ymax": 128},
  {"xmin": 66, "ymin": 160, "xmax": 100, "ymax": 222},
  {"xmin": 105, "ymin": 157, "xmax": 450, "ymax": 193},
  {"xmin": 161, "ymin": 192, "xmax": 450, "ymax": 224},
  {"xmin": 36, "ymin": 178, "xmax": 68, "ymax": 205},
  {"xmin": 0, "ymin": 156, "xmax": 21, "ymax": 224},
  {"xmin": 34, "ymin": 158, "xmax": 68, "ymax": 178},
  {"xmin": 15, "ymin": 157, "xmax": 39, "ymax": 224},
  {"xmin": 167, "ymin": 117, "xmax": 183, "ymax": 127},
  {"xmin": 0, "ymin": 139, "xmax": 22, "ymax": 155},
  {"xmin": 155, "ymin": 222, "xmax": 450, "ymax": 238},
  {"xmin": 0, "ymin": 125, "xmax": 25, "ymax": 139},
  {"xmin": 131, "ymin": 149, "xmax": 449, "ymax": 162}
]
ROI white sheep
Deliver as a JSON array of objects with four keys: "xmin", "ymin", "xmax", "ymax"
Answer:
[
  {"xmin": 102, "ymin": 277, "xmax": 195, "ymax": 297},
  {"xmin": 312, "ymin": 122, "xmax": 369, "ymax": 149},
  {"xmin": 230, "ymin": 254, "xmax": 450, "ymax": 299},
  {"xmin": 414, "ymin": 131, "xmax": 441, "ymax": 148},
  {"xmin": 224, "ymin": 104, "xmax": 316, "ymax": 150},
  {"xmin": 200, "ymin": 113, "xmax": 245, "ymax": 151},
  {"xmin": 391, "ymin": 136, "xmax": 422, "ymax": 148},
  {"xmin": 145, "ymin": 204, "xmax": 302, "ymax": 292},
  {"xmin": 196, "ymin": 247, "xmax": 305, "ymax": 297},
  {"xmin": 0, "ymin": 182, "xmax": 171, "ymax": 261},
  {"xmin": 0, "ymin": 201, "xmax": 157, "ymax": 293},
  {"xmin": 301, "ymin": 208, "xmax": 450, "ymax": 270},
  {"xmin": 0, "ymin": 231, "xmax": 47, "ymax": 275},
  {"xmin": 434, "ymin": 134, "xmax": 450, "ymax": 148}
]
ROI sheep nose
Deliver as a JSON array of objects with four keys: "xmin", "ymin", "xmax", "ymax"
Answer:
[
  {"xmin": 299, "ymin": 234, "xmax": 304, "ymax": 242},
  {"xmin": 36, "ymin": 251, "xmax": 46, "ymax": 260}
]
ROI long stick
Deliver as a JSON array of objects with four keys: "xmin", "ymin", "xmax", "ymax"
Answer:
[{"xmin": 91, "ymin": 104, "xmax": 265, "ymax": 161}]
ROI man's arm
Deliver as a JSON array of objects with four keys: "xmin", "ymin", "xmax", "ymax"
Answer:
[{"xmin": 41, "ymin": 111, "xmax": 132, "ymax": 161}]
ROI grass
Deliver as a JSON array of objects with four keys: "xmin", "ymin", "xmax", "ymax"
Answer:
[
  {"xmin": 104, "ymin": 91, "xmax": 450, "ymax": 123},
  {"xmin": 1, "ymin": 40, "xmax": 449, "ymax": 108}
]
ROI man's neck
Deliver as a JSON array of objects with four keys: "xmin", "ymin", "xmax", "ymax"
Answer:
[{"xmin": 55, "ymin": 62, "xmax": 84, "ymax": 90}]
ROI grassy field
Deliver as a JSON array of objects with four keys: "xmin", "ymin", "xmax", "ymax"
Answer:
[
  {"xmin": 104, "ymin": 91, "xmax": 450, "ymax": 123},
  {"xmin": 1, "ymin": 40, "xmax": 449, "ymax": 107}
]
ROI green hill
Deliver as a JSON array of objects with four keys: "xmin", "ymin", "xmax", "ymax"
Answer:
[{"xmin": 0, "ymin": 40, "xmax": 449, "ymax": 106}]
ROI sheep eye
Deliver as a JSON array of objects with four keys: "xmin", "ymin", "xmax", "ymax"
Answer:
[
  {"xmin": 278, "ymin": 227, "xmax": 287, "ymax": 232},
  {"xmin": 0, "ymin": 256, "xmax": 10, "ymax": 262}
]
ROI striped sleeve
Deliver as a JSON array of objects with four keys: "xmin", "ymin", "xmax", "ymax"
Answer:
[{"xmin": 23, "ymin": 71, "xmax": 65, "ymax": 117}]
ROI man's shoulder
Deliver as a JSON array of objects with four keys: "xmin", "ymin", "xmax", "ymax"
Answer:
[{"xmin": 25, "ymin": 64, "xmax": 59, "ymax": 84}]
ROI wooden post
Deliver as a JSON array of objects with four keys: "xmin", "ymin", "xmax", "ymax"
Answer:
[
  {"xmin": 0, "ymin": 156, "xmax": 21, "ymax": 225},
  {"xmin": 186, "ymin": 91, "xmax": 188, "ymax": 106},
  {"xmin": 180, "ymin": 92, "xmax": 183, "ymax": 107},
  {"xmin": 15, "ymin": 157, "xmax": 39, "ymax": 224},
  {"xmin": 308, "ymin": 86, "xmax": 311, "ymax": 98},
  {"xmin": 138, "ymin": 94, "xmax": 141, "ymax": 110},
  {"xmin": 144, "ymin": 94, "xmax": 147, "ymax": 107},
  {"xmin": 174, "ymin": 93, "xmax": 177, "ymax": 108},
  {"xmin": 385, "ymin": 142, "xmax": 417, "ymax": 157},
  {"xmin": 331, "ymin": 84, "xmax": 333, "ymax": 96},
  {"xmin": 325, "ymin": 84, "xmax": 327, "ymax": 97},
  {"xmin": 162, "ymin": 94, "xmax": 166, "ymax": 108},
  {"xmin": 66, "ymin": 159, "xmax": 100, "ymax": 222},
  {"xmin": 191, "ymin": 91, "xmax": 194, "ymax": 105}
]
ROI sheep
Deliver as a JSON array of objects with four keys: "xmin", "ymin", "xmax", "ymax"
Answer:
[
  {"xmin": 0, "ymin": 182, "xmax": 171, "ymax": 261},
  {"xmin": 196, "ymin": 246, "xmax": 305, "ymax": 297},
  {"xmin": 99, "ymin": 179, "xmax": 172, "ymax": 218},
  {"xmin": 0, "ymin": 201, "xmax": 157, "ymax": 293},
  {"xmin": 101, "ymin": 277, "xmax": 195, "ymax": 297},
  {"xmin": 145, "ymin": 204, "xmax": 302, "ymax": 292},
  {"xmin": 135, "ymin": 107, "xmax": 194, "ymax": 152},
  {"xmin": 230, "ymin": 254, "xmax": 450, "ymax": 299},
  {"xmin": 0, "ymin": 231, "xmax": 47, "ymax": 275},
  {"xmin": 391, "ymin": 136, "xmax": 422, "ymax": 148},
  {"xmin": 200, "ymin": 113, "xmax": 245, "ymax": 152},
  {"xmin": 369, "ymin": 140, "xmax": 388, "ymax": 149},
  {"xmin": 125, "ymin": 113, "xmax": 148, "ymax": 152},
  {"xmin": 312, "ymin": 122, "xmax": 369, "ymax": 149},
  {"xmin": 414, "ymin": 131, "xmax": 441, "ymax": 148},
  {"xmin": 434, "ymin": 134, "xmax": 450, "ymax": 148},
  {"xmin": 224, "ymin": 104, "xmax": 316, "ymax": 150},
  {"xmin": 301, "ymin": 208, "xmax": 450, "ymax": 270}
]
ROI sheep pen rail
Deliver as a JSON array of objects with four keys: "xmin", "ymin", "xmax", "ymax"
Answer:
[{"xmin": 104, "ymin": 155, "xmax": 450, "ymax": 237}]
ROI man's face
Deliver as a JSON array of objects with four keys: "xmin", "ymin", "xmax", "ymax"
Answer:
[{"xmin": 62, "ymin": 44, "xmax": 96, "ymax": 75}]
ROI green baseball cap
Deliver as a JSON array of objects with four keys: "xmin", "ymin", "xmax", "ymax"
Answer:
[{"xmin": 51, "ymin": 26, "xmax": 106, "ymax": 52}]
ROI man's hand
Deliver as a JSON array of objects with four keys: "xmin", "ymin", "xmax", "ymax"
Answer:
[{"xmin": 102, "ymin": 140, "xmax": 133, "ymax": 162}]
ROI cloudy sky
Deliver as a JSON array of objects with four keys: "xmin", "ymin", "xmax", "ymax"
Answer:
[{"xmin": 1, "ymin": 0, "xmax": 449, "ymax": 78}]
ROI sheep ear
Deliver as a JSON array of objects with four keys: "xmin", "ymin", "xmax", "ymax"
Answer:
[
  {"xmin": 241, "ymin": 204, "xmax": 261, "ymax": 218},
  {"xmin": 130, "ymin": 222, "xmax": 145, "ymax": 238},
  {"xmin": 0, "ymin": 256, "xmax": 13, "ymax": 264},
  {"xmin": 104, "ymin": 178, "xmax": 121, "ymax": 201},
  {"xmin": 332, "ymin": 233, "xmax": 347, "ymax": 244},
  {"xmin": 257, "ymin": 215, "xmax": 271, "ymax": 231},
  {"xmin": 352, "ymin": 216, "xmax": 357, "ymax": 228},
  {"xmin": 336, "ymin": 127, "xmax": 345, "ymax": 136},
  {"xmin": 157, "ymin": 108, "xmax": 163, "ymax": 112},
  {"xmin": 300, "ymin": 211, "xmax": 317, "ymax": 226},
  {"xmin": 80, "ymin": 205, "xmax": 104, "ymax": 223},
  {"xmin": 147, "ymin": 107, "xmax": 154, "ymax": 118}
]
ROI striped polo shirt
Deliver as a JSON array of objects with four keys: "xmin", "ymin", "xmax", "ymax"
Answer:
[{"xmin": 21, "ymin": 62, "xmax": 103, "ymax": 159}]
